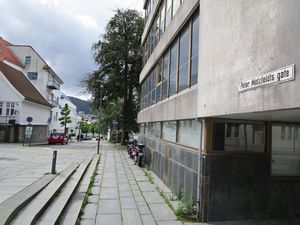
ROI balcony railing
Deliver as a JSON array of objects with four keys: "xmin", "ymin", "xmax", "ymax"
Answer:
[
  {"xmin": 47, "ymin": 79, "xmax": 60, "ymax": 90},
  {"xmin": 0, "ymin": 115, "xmax": 20, "ymax": 124}
]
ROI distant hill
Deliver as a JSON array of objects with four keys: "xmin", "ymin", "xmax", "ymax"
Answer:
[{"xmin": 68, "ymin": 96, "xmax": 91, "ymax": 114}]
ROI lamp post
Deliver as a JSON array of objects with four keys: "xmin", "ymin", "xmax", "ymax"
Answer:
[{"xmin": 96, "ymin": 80, "xmax": 102, "ymax": 154}]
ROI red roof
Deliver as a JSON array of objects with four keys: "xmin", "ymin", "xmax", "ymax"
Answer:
[{"xmin": 0, "ymin": 37, "xmax": 24, "ymax": 68}]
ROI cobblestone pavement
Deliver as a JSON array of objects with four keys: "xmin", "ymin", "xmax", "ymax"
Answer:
[
  {"xmin": 0, "ymin": 141, "xmax": 96, "ymax": 203},
  {"xmin": 80, "ymin": 142, "xmax": 185, "ymax": 225}
]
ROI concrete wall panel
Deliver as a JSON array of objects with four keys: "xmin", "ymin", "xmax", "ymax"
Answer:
[{"xmin": 198, "ymin": 0, "xmax": 300, "ymax": 118}]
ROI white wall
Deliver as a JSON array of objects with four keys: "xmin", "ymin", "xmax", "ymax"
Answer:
[
  {"xmin": 20, "ymin": 100, "xmax": 51, "ymax": 125},
  {"xmin": 8, "ymin": 46, "xmax": 49, "ymax": 97},
  {"xmin": 0, "ymin": 72, "xmax": 23, "ymax": 123},
  {"xmin": 49, "ymin": 90, "xmax": 79, "ymax": 133}
]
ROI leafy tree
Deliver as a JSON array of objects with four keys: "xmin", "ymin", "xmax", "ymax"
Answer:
[
  {"xmin": 81, "ymin": 9, "xmax": 144, "ymax": 144},
  {"xmin": 59, "ymin": 103, "xmax": 72, "ymax": 135}
]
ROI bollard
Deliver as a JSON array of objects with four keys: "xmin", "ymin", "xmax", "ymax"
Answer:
[{"xmin": 51, "ymin": 150, "xmax": 57, "ymax": 174}]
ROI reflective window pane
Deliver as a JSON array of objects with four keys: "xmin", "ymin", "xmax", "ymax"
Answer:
[
  {"xmin": 213, "ymin": 122, "xmax": 265, "ymax": 152},
  {"xmin": 162, "ymin": 121, "xmax": 176, "ymax": 142},
  {"xmin": 272, "ymin": 125, "xmax": 300, "ymax": 176},
  {"xmin": 178, "ymin": 25, "xmax": 189, "ymax": 92},
  {"xmin": 172, "ymin": 0, "xmax": 181, "ymax": 17},
  {"xmin": 191, "ymin": 55, "xmax": 198, "ymax": 86},
  {"xmin": 178, "ymin": 120, "xmax": 201, "ymax": 148},
  {"xmin": 169, "ymin": 40, "xmax": 178, "ymax": 96},
  {"xmin": 155, "ymin": 122, "xmax": 161, "ymax": 138}
]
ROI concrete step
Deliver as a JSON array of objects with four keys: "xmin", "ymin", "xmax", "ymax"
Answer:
[
  {"xmin": 35, "ymin": 156, "xmax": 95, "ymax": 225},
  {"xmin": 0, "ymin": 174, "xmax": 56, "ymax": 225},
  {"xmin": 59, "ymin": 154, "xmax": 99, "ymax": 225},
  {"xmin": 9, "ymin": 163, "xmax": 79, "ymax": 225}
]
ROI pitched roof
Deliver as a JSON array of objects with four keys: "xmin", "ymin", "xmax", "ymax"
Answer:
[
  {"xmin": 0, "ymin": 37, "xmax": 24, "ymax": 68},
  {"xmin": 0, "ymin": 61, "xmax": 52, "ymax": 107}
]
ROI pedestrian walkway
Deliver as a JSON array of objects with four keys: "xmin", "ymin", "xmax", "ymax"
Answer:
[
  {"xmin": 79, "ymin": 143, "xmax": 300, "ymax": 225},
  {"xmin": 80, "ymin": 143, "xmax": 184, "ymax": 225}
]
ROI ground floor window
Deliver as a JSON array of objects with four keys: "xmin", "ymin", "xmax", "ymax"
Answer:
[
  {"xmin": 178, "ymin": 119, "xmax": 201, "ymax": 148},
  {"xmin": 212, "ymin": 120, "xmax": 265, "ymax": 152},
  {"xmin": 162, "ymin": 121, "xmax": 176, "ymax": 142},
  {"xmin": 272, "ymin": 125, "xmax": 300, "ymax": 176}
]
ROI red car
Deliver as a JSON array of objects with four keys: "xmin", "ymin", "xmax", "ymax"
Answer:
[{"xmin": 48, "ymin": 132, "xmax": 68, "ymax": 145}]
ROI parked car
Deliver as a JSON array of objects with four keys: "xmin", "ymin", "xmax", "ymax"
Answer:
[{"xmin": 48, "ymin": 132, "xmax": 68, "ymax": 145}]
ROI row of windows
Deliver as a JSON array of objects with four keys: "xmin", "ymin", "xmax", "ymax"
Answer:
[
  {"xmin": 0, "ymin": 101, "xmax": 17, "ymax": 116},
  {"xmin": 141, "ymin": 119, "xmax": 300, "ymax": 177},
  {"xmin": 140, "ymin": 119, "xmax": 201, "ymax": 148},
  {"xmin": 212, "ymin": 120, "xmax": 300, "ymax": 176},
  {"xmin": 143, "ymin": 0, "xmax": 186, "ymax": 65},
  {"xmin": 140, "ymin": 10, "xmax": 199, "ymax": 110}
]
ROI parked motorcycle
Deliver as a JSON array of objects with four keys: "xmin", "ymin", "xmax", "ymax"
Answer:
[
  {"xmin": 134, "ymin": 143, "xmax": 145, "ymax": 167},
  {"xmin": 127, "ymin": 139, "xmax": 137, "ymax": 159}
]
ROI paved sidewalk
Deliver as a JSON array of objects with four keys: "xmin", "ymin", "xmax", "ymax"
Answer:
[{"xmin": 80, "ymin": 143, "xmax": 184, "ymax": 225}]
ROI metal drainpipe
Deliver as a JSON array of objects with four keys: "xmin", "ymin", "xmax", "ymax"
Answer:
[{"xmin": 196, "ymin": 118, "xmax": 204, "ymax": 221}]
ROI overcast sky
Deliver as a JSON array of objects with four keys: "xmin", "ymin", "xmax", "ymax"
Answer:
[{"xmin": 0, "ymin": 0, "xmax": 143, "ymax": 100}]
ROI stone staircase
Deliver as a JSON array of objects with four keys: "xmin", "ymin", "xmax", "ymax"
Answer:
[{"xmin": 0, "ymin": 154, "xmax": 99, "ymax": 225}]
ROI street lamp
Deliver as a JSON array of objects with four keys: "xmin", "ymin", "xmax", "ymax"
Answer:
[{"xmin": 96, "ymin": 80, "xmax": 103, "ymax": 154}]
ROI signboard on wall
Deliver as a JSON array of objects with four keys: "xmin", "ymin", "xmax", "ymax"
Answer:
[{"xmin": 239, "ymin": 64, "xmax": 295, "ymax": 92}]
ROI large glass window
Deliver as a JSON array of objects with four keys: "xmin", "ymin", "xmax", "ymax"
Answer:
[
  {"xmin": 272, "ymin": 125, "xmax": 300, "ymax": 176},
  {"xmin": 178, "ymin": 25, "xmax": 189, "ymax": 92},
  {"xmin": 156, "ymin": 59, "xmax": 162, "ymax": 102},
  {"xmin": 169, "ymin": 40, "xmax": 178, "ymax": 96},
  {"xmin": 172, "ymin": 0, "xmax": 181, "ymax": 17},
  {"xmin": 160, "ymin": 0, "xmax": 166, "ymax": 37},
  {"xmin": 162, "ymin": 121, "xmax": 176, "ymax": 142},
  {"xmin": 151, "ymin": 70, "xmax": 156, "ymax": 105},
  {"xmin": 154, "ymin": 15, "xmax": 160, "ymax": 47},
  {"xmin": 140, "ymin": 124, "xmax": 145, "ymax": 134},
  {"xmin": 178, "ymin": 120, "xmax": 201, "ymax": 148},
  {"xmin": 162, "ymin": 51, "xmax": 169, "ymax": 100},
  {"xmin": 212, "ymin": 121, "xmax": 265, "ymax": 152},
  {"xmin": 191, "ymin": 12, "xmax": 199, "ymax": 86},
  {"xmin": 155, "ymin": 122, "xmax": 161, "ymax": 138},
  {"xmin": 165, "ymin": 0, "xmax": 172, "ymax": 28},
  {"xmin": 145, "ymin": 123, "xmax": 155, "ymax": 136}
]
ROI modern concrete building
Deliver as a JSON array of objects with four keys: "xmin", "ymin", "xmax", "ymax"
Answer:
[{"xmin": 138, "ymin": 0, "xmax": 300, "ymax": 222}]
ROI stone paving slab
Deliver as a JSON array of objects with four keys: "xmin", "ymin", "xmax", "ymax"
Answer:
[
  {"xmin": 122, "ymin": 209, "xmax": 143, "ymax": 225},
  {"xmin": 98, "ymin": 199, "xmax": 121, "ymax": 214},
  {"xmin": 141, "ymin": 214, "xmax": 157, "ymax": 225},
  {"xmin": 143, "ymin": 191, "xmax": 165, "ymax": 204},
  {"xmin": 148, "ymin": 203, "xmax": 178, "ymax": 221},
  {"xmin": 96, "ymin": 214, "xmax": 122, "ymax": 225}
]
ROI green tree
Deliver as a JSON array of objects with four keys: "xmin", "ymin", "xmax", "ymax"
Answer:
[
  {"xmin": 59, "ymin": 103, "xmax": 72, "ymax": 135},
  {"xmin": 81, "ymin": 9, "xmax": 144, "ymax": 144}
]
